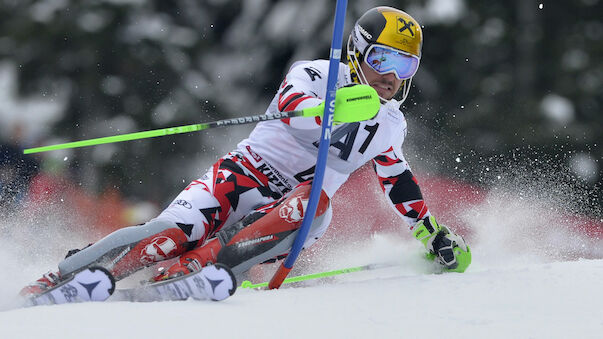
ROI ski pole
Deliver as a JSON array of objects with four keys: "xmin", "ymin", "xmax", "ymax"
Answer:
[
  {"xmin": 241, "ymin": 263, "xmax": 392, "ymax": 289},
  {"xmin": 23, "ymin": 83, "xmax": 377, "ymax": 155},
  {"xmin": 23, "ymin": 111, "xmax": 295, "ymax": 154}
]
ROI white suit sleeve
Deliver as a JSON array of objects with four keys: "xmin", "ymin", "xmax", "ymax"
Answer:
[{"xmin": 275, "ymin": 62, "xmax": 327, "ymax": 130}]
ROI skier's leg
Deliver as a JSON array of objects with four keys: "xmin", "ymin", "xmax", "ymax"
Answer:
[
  {"xmin": 155, "ymin": 182, "xmax": 332, "ymax": 279},
  {"xmin": 22, "ymin": 152, "xmax": 280, "ymax": 295},
  {"xmin": 58, "ymin": 219, "xmax": 191, "ymax": 279},
  {"xmin": 59, "ymin": 152, "xmax": 280, "ymax": 279}
]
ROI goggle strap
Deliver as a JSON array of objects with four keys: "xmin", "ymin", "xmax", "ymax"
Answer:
[{"xmin": 347, "ymin": 35, "xmax": 370, "ymax": 87}]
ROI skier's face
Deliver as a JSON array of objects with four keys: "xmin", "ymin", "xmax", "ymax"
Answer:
[{"xmin": 360, "ymin": 61, "xmax": 403, "ymax": 100}]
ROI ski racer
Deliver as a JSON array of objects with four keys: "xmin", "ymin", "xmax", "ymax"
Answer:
[{"xmin": 21, "ymin": 6, "xmax": 471, "ymax": 296}]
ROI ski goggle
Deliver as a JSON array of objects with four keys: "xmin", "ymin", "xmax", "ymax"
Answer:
[{"xmin": 364, "ymin": 45, "xmax": 420, "ymax": 80}]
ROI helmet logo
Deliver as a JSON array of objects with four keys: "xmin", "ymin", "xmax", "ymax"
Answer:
[
  {"xmin": 397, "ymin": 17, "xmax": 415, "ymax": 37},
  {"xmin": 357, "ymin": 25, "xmax": 373, "ymax": 40}
]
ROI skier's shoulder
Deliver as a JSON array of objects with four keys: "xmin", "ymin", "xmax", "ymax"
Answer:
[
  {"xmin": 368, "ymin": 100, "xmax": 408, "ymax": 159},
  {"xmin": 378, "ymin": 99, "xmax": 407, "ymax": 127},
  {"xmin": 287, "ymin": 59, "xmax": 349, "ymax": 81},
  {"xmin": 288, "ymin": 59, "xmax": 326, "ymax": 71}
]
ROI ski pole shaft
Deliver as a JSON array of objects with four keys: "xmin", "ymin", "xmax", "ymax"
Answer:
[
  {"xmin": 23, "ymin": 84, "xmax": 378, "ymax": 155},
  {"xmin": 23, "ymin": 111, "xmax": 298, "ymax": 155},
  {"xmin": 241, "ymin": 263, "xmax": 391, "ymax": 289}
]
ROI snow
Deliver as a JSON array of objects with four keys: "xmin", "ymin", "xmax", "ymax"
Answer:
[
  {"xmin": 1, "ymin": 166, "xmax": 601, "ymax": 338},
  {"xmin": 540, "ymin": 93, "xmax": 575, "ymax": 125},
  {"xmin": 1, "ymin": 260, "xmax": 602, "ymax": 338},
  {"xmin": 1, "ymin": 230, "xmax": 602, "ymax": 338},
  {"xmin": 409, "ymin": 0, "xmax": 466, "ymax": 25},
  {"xmin": 569, "ymin": 153, "xmax": 599, "ymax": 184}
]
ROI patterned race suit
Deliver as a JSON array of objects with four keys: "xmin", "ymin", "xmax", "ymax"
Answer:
[{"xmin": 57, "ymin": 59, "xmax": 431, "ymax": 280}]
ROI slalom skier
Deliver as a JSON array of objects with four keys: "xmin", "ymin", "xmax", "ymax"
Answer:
[{"xmin": 21, "ymin": 6, "xmax": 471, "ymax": 298}]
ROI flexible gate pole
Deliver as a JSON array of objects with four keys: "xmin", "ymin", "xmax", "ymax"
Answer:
[{"xmin": 269, "ymin": 0, "xmax": 348, "ymax": 289}]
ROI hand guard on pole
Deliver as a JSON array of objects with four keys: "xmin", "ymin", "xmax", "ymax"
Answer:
[{"xmin": 302, "ymin": 85, "xmax": 379, "ymax": 124}]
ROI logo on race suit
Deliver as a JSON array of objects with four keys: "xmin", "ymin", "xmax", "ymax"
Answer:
[
  {"xmin": 140, "ymin": 236, "xmax": 178, "ymax": 264},
  {"xmin": 174, "ymin": 199, "xmax": 192, "ymax": 209},
  {"xmin": 246, "ymin": 145, "xmax": 263, "ymax": 162},
  {"xmin": 397, "ymin": 17, "xmax": 415, "ymax": 37},
  {"xmin": 256, "ymin": 163, "xmax": 293, "ymax": 193},
  {"xmin": 278, "ymin": 196, "xmax": 305, "ymax": 223},
  {"xmin": 304, "ymin": 66, "xmax": 322, "ymax": 81},
  {"xmin": 235, "ymin": 235, "xmax": 275, "ymax": 249}
]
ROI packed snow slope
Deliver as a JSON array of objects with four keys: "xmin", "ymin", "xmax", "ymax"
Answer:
[
  {"xmin": 1, "ymin": 166, "xmax": 602, "ymax": 338},
  {"xmin": 1, "ymin": 244, "xmax": 602, "ymax": 339}
]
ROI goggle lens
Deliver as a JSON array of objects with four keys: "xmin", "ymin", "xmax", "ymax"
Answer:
[{"xmin": 365, "ymin": 45, "xmax": 419, "ymax": 80}]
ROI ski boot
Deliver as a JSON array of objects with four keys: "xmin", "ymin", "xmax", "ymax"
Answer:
[{"xmin": 19, "ymin": 271, "xmax": 62, "ymax": 297}]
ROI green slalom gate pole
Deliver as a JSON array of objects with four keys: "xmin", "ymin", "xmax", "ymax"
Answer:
[{"xmin": 23, "ymin": 84, "xmax": 378, "ymax": 155}]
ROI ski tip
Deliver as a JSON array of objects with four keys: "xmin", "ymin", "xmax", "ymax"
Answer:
[
  {"xmin": 202, "ymin": 263, "xmax": 237, "ymax": 301},
  {"xmin": 72, "ymin": 266, "xmax": 116, "ymax": 302},
  {"xmin": 213, "ymin": 263, "xmax": 238, "ymax": 297},
  {"xmin": 87, "ymin": 266, "xmax": 116, "ymax": 296},
  {"xmin": 24, "ymin": 266, "xmax": 116, "ymax": 306}
]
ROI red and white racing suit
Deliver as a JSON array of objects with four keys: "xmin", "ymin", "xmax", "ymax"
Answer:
[{"xmin": 58, "ymin": 59, "xmax": 431, "ymax": 278}]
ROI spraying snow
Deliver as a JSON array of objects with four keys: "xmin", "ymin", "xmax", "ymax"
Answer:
[{"xmin": 1, "ymin": 163, "xmax": 601, "ymax": 337}]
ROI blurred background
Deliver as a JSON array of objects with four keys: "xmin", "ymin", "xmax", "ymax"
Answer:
[{"xmin": 0, "ymin": 0, "xmax": 601, "ymax": 238}]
